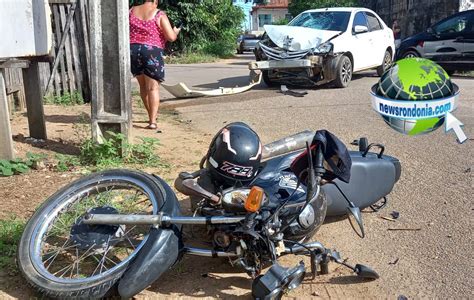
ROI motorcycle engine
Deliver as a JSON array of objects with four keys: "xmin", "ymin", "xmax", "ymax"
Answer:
[{"xmin": 213, "ymin": 230, "xmax": 231, "ymax": 248}]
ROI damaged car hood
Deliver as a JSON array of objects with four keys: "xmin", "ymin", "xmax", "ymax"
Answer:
[{"xmin": 264, "ymin": 25, "xmax": 339, "ymax": 51}]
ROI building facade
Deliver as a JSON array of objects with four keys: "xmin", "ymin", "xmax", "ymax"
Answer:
[
  {"xmin": 250, "ymin": 0, "xmax": 289, "ymax": 32},
  {"xmin": 360, "ymin": 0, "xmax": 473, "ymax": 38}
]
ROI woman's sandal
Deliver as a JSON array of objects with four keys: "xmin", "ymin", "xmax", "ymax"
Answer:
[{"xmin": 146, "ymin": 123, "xmax": 157, "ymax": 129}]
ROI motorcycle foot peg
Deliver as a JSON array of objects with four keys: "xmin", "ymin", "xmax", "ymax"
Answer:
[
  {"xmin": 354, "ymin": 264, "xmax": 379, "ymax": 280},
  {"xmin": 178, "ymin": 171, "xmax": 194, "ymax": 180}
]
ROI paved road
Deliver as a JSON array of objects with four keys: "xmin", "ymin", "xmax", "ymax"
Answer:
[{"xmin": 161, "ymin": 54, "xmax": 473, "ymax": 298}]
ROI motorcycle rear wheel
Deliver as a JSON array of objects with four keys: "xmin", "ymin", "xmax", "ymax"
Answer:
[{"xmin": 17, "ymin": 169, "xmax": 166, "ymax": 298}]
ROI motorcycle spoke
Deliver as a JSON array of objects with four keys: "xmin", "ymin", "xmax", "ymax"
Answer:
[
  {"xmin": 44, "ymin": 239, "xmax": 71, "ymax": 269},
  {"xmin": 124, "ymin": 234, "xmax": 137, "ymax": 250},
  {"xmin": 92, "ymin": 239, "xmax": 110, "ymax": 276},
  {"xmin": 94, "ymin": 237, "xmax": 111, "ymax": 276},
  {"xmin": 104, "ymin": 255, "xmax": 118, "ymax": 266},
  {"xmin": 75, "ymin": 247, "xmax": 80, "ymax": 278},
  {"xmin": 53, "ymin": 263, "xmax": 74, "ymax": 278},
  {"xmin": 60, "ymin": 245, "xmax": 98, "ymax": 278},
  {"xmin": 42, "ymin": 242, "xmax": 79, "ymax": 259},
  {"xmin": 91, "ymin": 255, "xmax": 109, "ymax": 274},
  {"xmin": 56, "ymin": 250, "xmax": 97, "ymax": 278}
]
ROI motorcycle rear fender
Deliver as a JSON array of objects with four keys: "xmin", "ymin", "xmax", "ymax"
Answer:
[{"xmin": 118, "ymin": 175, "xmax": 183, "ymax": 298}]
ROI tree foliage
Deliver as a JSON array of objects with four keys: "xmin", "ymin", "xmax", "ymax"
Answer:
[
  {"xmin": 288, "ymin": 0, "xmax": 358, "ymax": 18},
  {"xmin": 161, "ymin": 0, "xmax": 244, "ymax": 57}
]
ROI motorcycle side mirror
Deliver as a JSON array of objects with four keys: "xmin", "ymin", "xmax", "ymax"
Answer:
[
  {"xmin": 354, "ymin": 264, "xmax": 379, "ymax": 279},
  {"xmin": 347, "ymin": 206, "xmax": 365, "ymax": 238}
]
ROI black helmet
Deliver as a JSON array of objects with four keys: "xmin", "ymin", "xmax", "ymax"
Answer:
[{"xmin": 206, "ymin": 122, "xmax": 262, "ymax": 186}]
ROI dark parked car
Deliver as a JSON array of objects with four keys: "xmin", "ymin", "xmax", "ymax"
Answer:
[
  {"xmin": 396, "ymin": 10, "xmax": 474, "ymax": 74},
  {"xmin": 236, "ymin": 34, "xmax": 260, "ymax": 54}
]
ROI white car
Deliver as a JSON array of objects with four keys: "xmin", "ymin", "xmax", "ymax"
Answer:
[{"xmin": 250, "ymin": 7, "xmax": 395, "ymax": 88}]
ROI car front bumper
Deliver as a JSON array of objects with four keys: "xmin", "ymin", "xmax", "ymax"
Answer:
[
  {"xmin": 248, "ymin": 59, "xmax": 313, "ymax": 70},
  {"xmin": 248, "ymin": 54, "xmax": 340, "ymax": 85}
]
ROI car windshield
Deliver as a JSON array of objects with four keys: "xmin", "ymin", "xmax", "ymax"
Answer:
[{"xmin": 289, "ymin": 11, "xmax": 351, "ymax": 31}]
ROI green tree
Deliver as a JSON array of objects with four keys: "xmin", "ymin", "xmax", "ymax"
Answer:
[
  {"xmin": 288, "ymin": 0, "xmax": 358, "ymax": 18},
  {"xmin": 161, "ymin": 0, "xmax": 244, "ymax": 57}
]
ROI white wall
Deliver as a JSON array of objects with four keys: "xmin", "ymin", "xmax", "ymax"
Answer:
[
  {"xmin": 460, "ymin": 0, "xmax": 474, "ymax": 11},
  {"xmin": 0, "ymin": 0, "xmax": 52, "ymax": 58},
  {"xmin": 252, "ymin": 8, "xmax": 288, "ymax": 31}
]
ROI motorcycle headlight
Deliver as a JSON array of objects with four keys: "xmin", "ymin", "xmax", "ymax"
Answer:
[{"xmin": 314, "ymin": 42, "xmax": 333, "ymax": 54}]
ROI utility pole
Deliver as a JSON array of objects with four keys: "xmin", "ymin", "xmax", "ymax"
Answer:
[{"xmin": 89, "ymin": 0, "xmax": 131, "ymax": 143}]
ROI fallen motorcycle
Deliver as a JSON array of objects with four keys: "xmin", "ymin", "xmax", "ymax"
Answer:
[{"xmin": 17, "ymin": 123, "xmax": 401, "ymax": 299}]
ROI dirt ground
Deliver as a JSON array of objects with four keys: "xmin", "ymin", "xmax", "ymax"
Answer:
[
  {"xmin": 2, "ymin": 70, "xmax": 473, "ymax": 300},
  {"xmin": 0, "ymin": 101, "xmax": 388, "ymax": 300}
]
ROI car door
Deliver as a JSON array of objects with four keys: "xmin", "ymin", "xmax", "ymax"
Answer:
[
  {"xmin": 364, "ymin": 12, "xmax": 387, "ymax": 66},
  {"xmin": 349, "ymin": 11, "xmax": 374, "ymax": 71},
  {"xmin": 424, "ymin": 13, "xmax": 468, "ymax": 64}
]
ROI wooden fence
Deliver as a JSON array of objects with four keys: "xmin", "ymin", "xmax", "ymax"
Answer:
[{"xmin": 3, "ymin": 0, "xmax": 91, "ymax": 114}]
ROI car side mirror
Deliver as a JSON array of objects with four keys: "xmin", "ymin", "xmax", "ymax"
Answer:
[
  {"xmin": 354, "ymin": 25, "xmax": 369, "ymax": 34},
  {"xmin": 426, "ymin": 27, "xmax": 438, "ymax": 35}
]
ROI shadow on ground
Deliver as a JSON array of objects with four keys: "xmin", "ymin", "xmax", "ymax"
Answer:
[
  {"xmin": 12, "ymin": 134, "xmax": 80, "ymax": 155},
  {"xmin": 146, "ymin": 255, "xmax": 253, "ymax": 299},
  {"xmin": 44, "ymin": 114, "xmax": 90, "ymax": 124}
]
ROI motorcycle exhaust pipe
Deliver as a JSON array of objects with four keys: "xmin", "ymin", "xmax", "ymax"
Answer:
[
  {"xmin": 262, "ymin": 130, "xmax": 314, "ymax": 160},
  {"xmin": 82, "ymin": 213, "xmax": 245, "ymax": 226}
]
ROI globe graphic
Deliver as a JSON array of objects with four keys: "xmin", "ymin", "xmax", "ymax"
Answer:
[{"xmin": 375, "ymin": 58, "xmax": 455, "ymax": 135}]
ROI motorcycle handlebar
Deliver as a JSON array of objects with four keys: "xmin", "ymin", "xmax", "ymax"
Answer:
[{"xmin": 314, "ymin": 145, "xmax": 325, "ymax": 173}]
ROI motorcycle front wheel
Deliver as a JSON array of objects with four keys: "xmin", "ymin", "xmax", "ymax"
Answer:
[{"xmin": 18, "ymin": 169, "xmax": 167, "ymax": 298}]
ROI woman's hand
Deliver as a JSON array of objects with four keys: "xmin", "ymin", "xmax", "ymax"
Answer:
[{"xmin": 159, "ymin": 14, "xmax": 179, "ymax": 42}]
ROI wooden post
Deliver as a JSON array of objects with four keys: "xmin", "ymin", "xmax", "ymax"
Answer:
[
  {"xmin": 22, "ymin": 61, "xmax": 48, "ymax": 140},
  {"xmin": 0, "ymin": 69, "xmax": 15, "ymax": 160},
  {"xmin": 89, "ymin": 0, "xmax": 131, "ymax": 143}
]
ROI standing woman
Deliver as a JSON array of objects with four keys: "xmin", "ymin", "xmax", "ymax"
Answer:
[{"xmin": 129, "ymin": 0, "xmax": 180, "ymax": 129}]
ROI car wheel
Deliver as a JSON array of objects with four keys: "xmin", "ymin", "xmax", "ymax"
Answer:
[
  {"xmin": 377, "ymin": 50, "xmax": 392, "ymax": 77},
  {"xmin": 402, "ymin": 50, "xmax": 419, "ymax": 59},
  {"xmin": 262, "ymin": 70, "xmax": 279, "ymax": 87},
  {"xmin": 334, "ymin": 55, "xmax": 352, "ymax": 88}
]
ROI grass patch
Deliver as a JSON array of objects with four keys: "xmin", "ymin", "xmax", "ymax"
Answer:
[
  {"xmin": 165, "ymin": 51, "xmax": 219, "ymax": 64},
  {"xmin": 79, "ymin": 131, "xmax": 164, "ymax": 170},
  {"xmin": 0, "ymin": 217, "xmax": 26, "ymax": 275},
  {"xmin": 55, "ymin": 154, "xmax": 81, "ymax": 172},
  {"xmin": 44, "ymin": 91, "xmax": 84, "ymax": 106},
  {"xmin": 131, "ymin": 90, "xmax": 145, "ymax": 109},
  {"xmin": 0, "ymin": 152, "xmax": 47, "ymax": 177}
]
